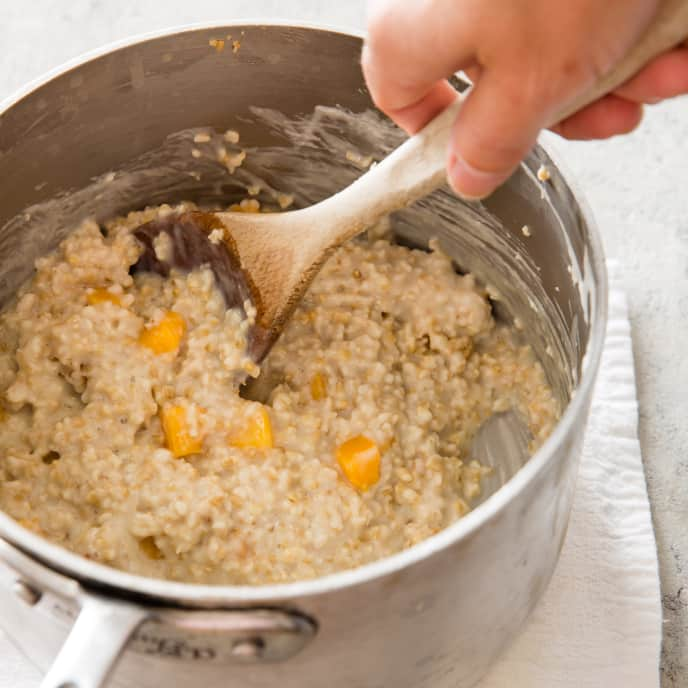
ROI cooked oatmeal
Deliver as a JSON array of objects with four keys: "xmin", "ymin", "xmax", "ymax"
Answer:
[{"xmin": 0, "ymin": 204, "xmax": 559, "ymax": 584}]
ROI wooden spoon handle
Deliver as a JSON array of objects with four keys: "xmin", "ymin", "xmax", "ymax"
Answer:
[
  {"xmin": 316, "ymin": 96, "xmax": 462, "ymax": 240},
  {"xmin": 554, "ymin": 0, "xmax": 688, "ymax": 123}
]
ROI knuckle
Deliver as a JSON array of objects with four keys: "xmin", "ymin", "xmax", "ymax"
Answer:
[
  {"xmin": 363, "ymin": 5, "xmax": 402, "ymax": 112},
  {"xmin": 361, "ymin": 61, "xmax": 396, "ymax": 113},
  {"xmin": 362, "ymin": 24, "xmax": 412, "ymax": 112},
  {"xmin": 459, "ymin": 122, "xmax": 534, "ymax": 174},
  {"xmin": 492, "ymin": 69, "xmax": 548, "ymax": 122}
]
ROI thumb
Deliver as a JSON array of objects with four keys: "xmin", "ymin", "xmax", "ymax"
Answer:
[{"xmin": 447, "ymin": 72, "xmax": 548, "ymax": 199}]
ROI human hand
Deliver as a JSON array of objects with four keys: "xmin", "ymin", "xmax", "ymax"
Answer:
[{"xmin": 362, "ymin": 0, "xmax": 688, "ymax": 199}]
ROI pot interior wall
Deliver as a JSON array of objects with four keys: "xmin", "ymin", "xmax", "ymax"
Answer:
[{"xmin": 0, "ymin": 25, "xmax": 597, "ymax": 493}]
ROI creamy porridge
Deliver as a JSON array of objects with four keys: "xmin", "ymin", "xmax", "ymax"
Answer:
[{"xmin": 0, "ymin": 203, "xmax": 559, "ymax": 584}]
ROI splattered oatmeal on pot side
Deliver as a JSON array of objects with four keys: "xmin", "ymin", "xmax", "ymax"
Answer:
[{"xmin": 0, "ymin": 203, "xmax": 559, "ymax": 584}]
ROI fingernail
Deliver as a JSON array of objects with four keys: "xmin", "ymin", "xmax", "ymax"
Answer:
[{"xmin": 448, "ymin": 154, "xmax": 509, "ymax": 200}]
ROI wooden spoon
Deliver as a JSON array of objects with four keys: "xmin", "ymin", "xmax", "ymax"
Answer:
[{"xmin": 132, "ymin": 0, "xmax": 688, "ymax": 362}]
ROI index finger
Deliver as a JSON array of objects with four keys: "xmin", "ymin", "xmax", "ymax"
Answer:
[{"xmin": 362, "ymin": 0, "xmax": 477, "ymax": 123}]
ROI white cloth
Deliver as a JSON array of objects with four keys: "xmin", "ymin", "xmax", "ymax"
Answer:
[
  {"xmin": 0, "ymin": 267, "xmax": 662, "ymax": 687},
  {"xmin": 478, "ymin": 263, "xmax": 663, "ymax": 688}
]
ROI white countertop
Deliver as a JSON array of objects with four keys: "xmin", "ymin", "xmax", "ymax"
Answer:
[{"xmin": 1, "ymin": 1, "xmax": 686, "ymax": 686}]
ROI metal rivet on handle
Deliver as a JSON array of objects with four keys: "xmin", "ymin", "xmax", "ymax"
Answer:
[
  {"xmin": 12, "ymin": 579, "xmax": 42, "ymax": 606},
  {"xmin": 231, "ymin": 637, "xmax": 265, "ymax": 659}
]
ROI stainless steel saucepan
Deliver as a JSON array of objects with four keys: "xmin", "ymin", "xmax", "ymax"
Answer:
[{"xmin": 0, "ymin": 23, "xmax": 607, "ymax": 688}]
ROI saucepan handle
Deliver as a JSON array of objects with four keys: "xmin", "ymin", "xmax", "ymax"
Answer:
[
  {"xmin": 0, "ymin": 538, "xmax": 317, "ymax": 688},
  {"xmin": 39, "ymin": 594, "xmax": 148, "ymax": 688},
  {"xmin": 0, "ymin": 538, "xmax": 148, "ymax": 688}
]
